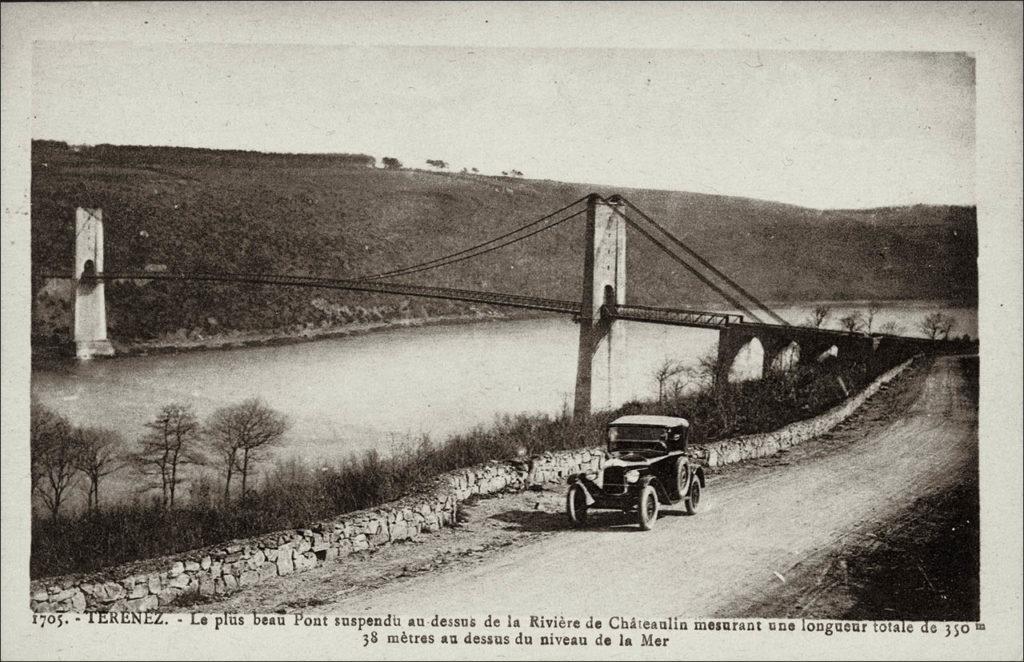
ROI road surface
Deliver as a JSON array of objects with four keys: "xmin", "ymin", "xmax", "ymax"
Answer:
[{"xmin": 191, "ymin": 356, "xmax": 977, "ymax": 617}]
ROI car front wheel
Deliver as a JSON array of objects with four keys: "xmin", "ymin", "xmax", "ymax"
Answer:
[
  {"xmin": 566, "ymin": 483, "xmax": 589, "ymax": 528},
  {"xmin": 684, "ymin": 478, "xmax": 702, "ymax": 515},
  {"xmin": 637, "ymin": 484, "xmax": 659, "ymax": 531}
]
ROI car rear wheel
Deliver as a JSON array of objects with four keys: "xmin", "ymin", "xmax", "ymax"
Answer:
[
  {"xmin": 637, "ymin": 484, "xmax": 659, "ymax": 531},
  {"xmin": 566, "ymin": 484, "xmax": 589, "ymax": 528},
  {"xmin": 684, "ymin": 477, "xmax": 702, "ymax": 515}
]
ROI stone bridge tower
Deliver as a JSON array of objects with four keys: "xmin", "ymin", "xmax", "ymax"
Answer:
[
  {"xmin": 574, "ymin": 194, "xmax": 627, "ymax": 416},
  {"xmin": 74, "ymin": 208, "xmax": 114, "ymax": 359}
]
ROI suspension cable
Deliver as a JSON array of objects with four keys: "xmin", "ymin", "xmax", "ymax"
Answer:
[
  {"xmin": 358, "ymin": 195, "xmax": 589, "ymax": 280},
  {"xmin": 619, "ymin": 197, "xmax": 789, "ymax": 325},
  {"xmin": 599, "ymin": 198, "xmax": 764, "ymax": 323},
  {"xmin": 354, "ymin": 207, "xmax": 586, "ymax": 281}
]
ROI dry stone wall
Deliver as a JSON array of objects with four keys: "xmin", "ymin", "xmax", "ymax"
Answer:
[{"xmin": 30, "ymin": 357, "xmax": 914, "ymax": 613}]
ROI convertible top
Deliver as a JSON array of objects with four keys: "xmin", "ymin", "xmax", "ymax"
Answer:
[{"xmin": 610, "ymin": 415, "xmax": 689, "ymax": 428}]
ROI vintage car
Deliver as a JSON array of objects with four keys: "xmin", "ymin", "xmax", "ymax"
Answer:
[{"xmin": 565, "ymin": 415, "xmax": 705, "ymax": 530}]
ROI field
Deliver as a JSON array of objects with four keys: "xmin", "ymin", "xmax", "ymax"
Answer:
[{"xmin": 30, "ymin": 141, "xmax": 977, "ymax": 349}]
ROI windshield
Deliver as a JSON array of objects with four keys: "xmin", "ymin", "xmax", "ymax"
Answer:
[{"xmin": 608, "ymin": 425, "xmax": 667, "ymax": 452}]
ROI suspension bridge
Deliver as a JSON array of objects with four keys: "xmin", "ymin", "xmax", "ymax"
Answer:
[{"xmin": 34, "ymin": 193, "xmax": 936, "ymax": 414}]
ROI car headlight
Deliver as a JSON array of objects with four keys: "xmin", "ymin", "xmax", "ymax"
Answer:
[{"xmin": 624, "ymin": 470, "xmax": 640, "ymax": 484}]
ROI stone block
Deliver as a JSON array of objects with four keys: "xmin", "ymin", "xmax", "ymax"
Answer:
[
  {"xmin": 184, "ymin": 561, "xmax": 201, "ymax": 572},
  {"xmin": 294, "ymin": 552, "xmax": 317, "ymax": 572},
  {"xmin": 198, "ymin": 576, "xmax": 216, "ymax": 597},
  {"xmin": 200, "ymin": 555, "xmax": 212, "ymax": 570},
  {"xmin": 127, "ymin": 594, "xmax": 159, "ymax": 612},
  {"xmin": 128, "ymin": 583, "xmax": 149, "ymax": 599},
  {"xmin": 156, "ymin": 588, "xmax": 182, "ymax": 606},
  {"xmin": 258, "ymin": 562, "xmax": 277, "ymax": 582},
  {"xmin": 147, "ymin": 576, "xmax": 163, "ymax": 595},
  {"xmin": 69, "ymin": 589, "xmax": 87, "ymax": 612},
  {"xmin": 91, "ymin": 582, "xmax": 126, "ymax": 603},
  {"xmin": 276, "ymin": 553, "xmax": 294, "ymax": 576},
  {"xmin": 169, "ymin": 573, "xmax": 191, "ymax": 590},
  {"xmin": 168, "ymin": 561, "xmax": 185, "ymax": 577},
  {"xmin": 50, "ymin": 588, "xmax": 76, "ymax": 603},
  {"xmin": 222, "ymin": 574, "xmax": 238, "ymax": 593}
]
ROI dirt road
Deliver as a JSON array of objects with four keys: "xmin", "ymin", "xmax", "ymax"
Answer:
[{"xmin": 190, "ymin": 356, "xmax": 977, "ymax": 617}]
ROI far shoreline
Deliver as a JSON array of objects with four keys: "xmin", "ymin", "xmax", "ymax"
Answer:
[
  {"xmin": 31, "ymin": 309, "xmax": 555, "ymax": 367},
  {"xmin": 30, "ymin": 296, "xmax": 977, "ymax": 369}
]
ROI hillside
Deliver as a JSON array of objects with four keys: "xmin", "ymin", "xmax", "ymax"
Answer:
[{"xmin": 29, "ymin": 141, "xmax": 977, "ymax": 349}]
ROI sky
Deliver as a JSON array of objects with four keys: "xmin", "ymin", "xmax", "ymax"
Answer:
[{"xmin": 32, "ymin": 43, "xmax": 975, "ymax": 209}]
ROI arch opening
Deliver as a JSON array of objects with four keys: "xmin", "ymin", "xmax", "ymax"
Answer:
[
  {"xmin": 728, "ymin": 336, "xmax": 765, "ymax": 382},
  {"xmin": 770, "ymin": 340, "xmax": 801, "ymax": 372}
]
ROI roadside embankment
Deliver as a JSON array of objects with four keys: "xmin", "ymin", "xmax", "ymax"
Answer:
[{"xmin": 29, "ymin": 356, "xmax": 916, "ymax": 612}]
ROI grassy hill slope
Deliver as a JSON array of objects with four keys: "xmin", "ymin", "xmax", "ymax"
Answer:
[{"xmin": 29, "ymin": 141, "xmax": 977, "ymax": 347}]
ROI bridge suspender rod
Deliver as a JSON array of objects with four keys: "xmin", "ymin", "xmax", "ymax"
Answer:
[
  {"xmin": 358, "ymin": 195, "xmax": 590, "ymax": 281},
  {"xmin": 600, "ymin": 199, "xmax": 764, "ymax": 323},
  {"xmin": 619, "ymin": 197, "xmax": 790, "ymax": 326}
]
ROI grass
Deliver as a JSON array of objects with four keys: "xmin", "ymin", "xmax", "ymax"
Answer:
[{"xmin": 30, "ymin": 354, "xmax": 905, "ymax": 579}]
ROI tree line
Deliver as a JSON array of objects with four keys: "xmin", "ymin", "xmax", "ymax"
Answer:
[
  {"xmin": 804, "ymin": 304, "xmax": 963, "ymax": 340},
  {"xmin": 30, "ymin": 398, "xmax": 288, "ymax": 520}
]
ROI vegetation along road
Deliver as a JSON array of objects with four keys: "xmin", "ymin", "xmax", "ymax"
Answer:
[{"xmin": 183, "ymin": 356, "xmax": 978, "ymax": 619}]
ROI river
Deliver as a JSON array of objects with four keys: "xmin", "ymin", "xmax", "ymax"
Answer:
[{"xmin": 32, "ymin": 301, "xmax": 975, "ymax": 471}]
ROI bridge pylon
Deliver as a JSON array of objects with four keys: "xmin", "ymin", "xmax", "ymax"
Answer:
[
  {"xmin": 73, "ymin": 207, "xmax": 114, "ymax": 359},
  {"xmin": 574, "ymin": 194, "xmax": 627, "ymax": 417}
]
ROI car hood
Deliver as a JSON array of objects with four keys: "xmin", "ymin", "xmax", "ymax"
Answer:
[{"xmin": 603, "ymin": 456, "xmax": 650, "ymax": 469}]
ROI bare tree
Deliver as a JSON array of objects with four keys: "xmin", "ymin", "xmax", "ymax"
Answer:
[
  {"xmin": 865, "ymin": 302, "xmax": 882, "ymax": 334},
  {"xmin": 73, "ymin": 426, "xmax": 124, "ymax": 512},
  {"xmin": 807, "ymin": 305, "xmax": 832, "ymax": 329},
  {"xmin": 666, "ymin": 371, "xmax": 697, "ymax": 401},
  {"xmin": 919, "ymin": 312, "xmax": 956, "ymax": 340},
  {"xmin": 31, "ymin": 403, "xmax": 79, "ymax": 520},
  {"xmin": 135, "ymin": 403, "xmax": 202, "ymax": 509},
  {"xmin": 839, "ymin": 311, "xmax": 865, "ymax": 333},
  {"xmin": 206, "ymin": 398, "xmax": 288, "ymax": 502},
  {"xmin": 652, "ymin": 359, "xmax": 687, "ymax": 403},
  {"xmin": 878, "ymin": 320, "xmax": 905, "ymax": 335}
]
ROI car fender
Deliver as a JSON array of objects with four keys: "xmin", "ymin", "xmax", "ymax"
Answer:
[
  {"xmin": 639, "ymin": 474, "xmax": 671, "ymax": 504},
  {"xmin": 694, "ymin": 466, "xmax": 706, "ymax": 488},
  {"xmin": 567, "ymin": 473, "xmax": 598, "ymax": 506}
]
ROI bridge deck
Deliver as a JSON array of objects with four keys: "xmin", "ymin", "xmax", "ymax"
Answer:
[
  {"xmin": 70, "ymin": 272, "xmax": 582, "ymax": 315},
  {"xmin": 47, "ymin": 272, "xmax": 933, "ymax": 343},
  {"xmin": 604, "ymin": 304, "xmax": 742, "ymax": 329}
]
